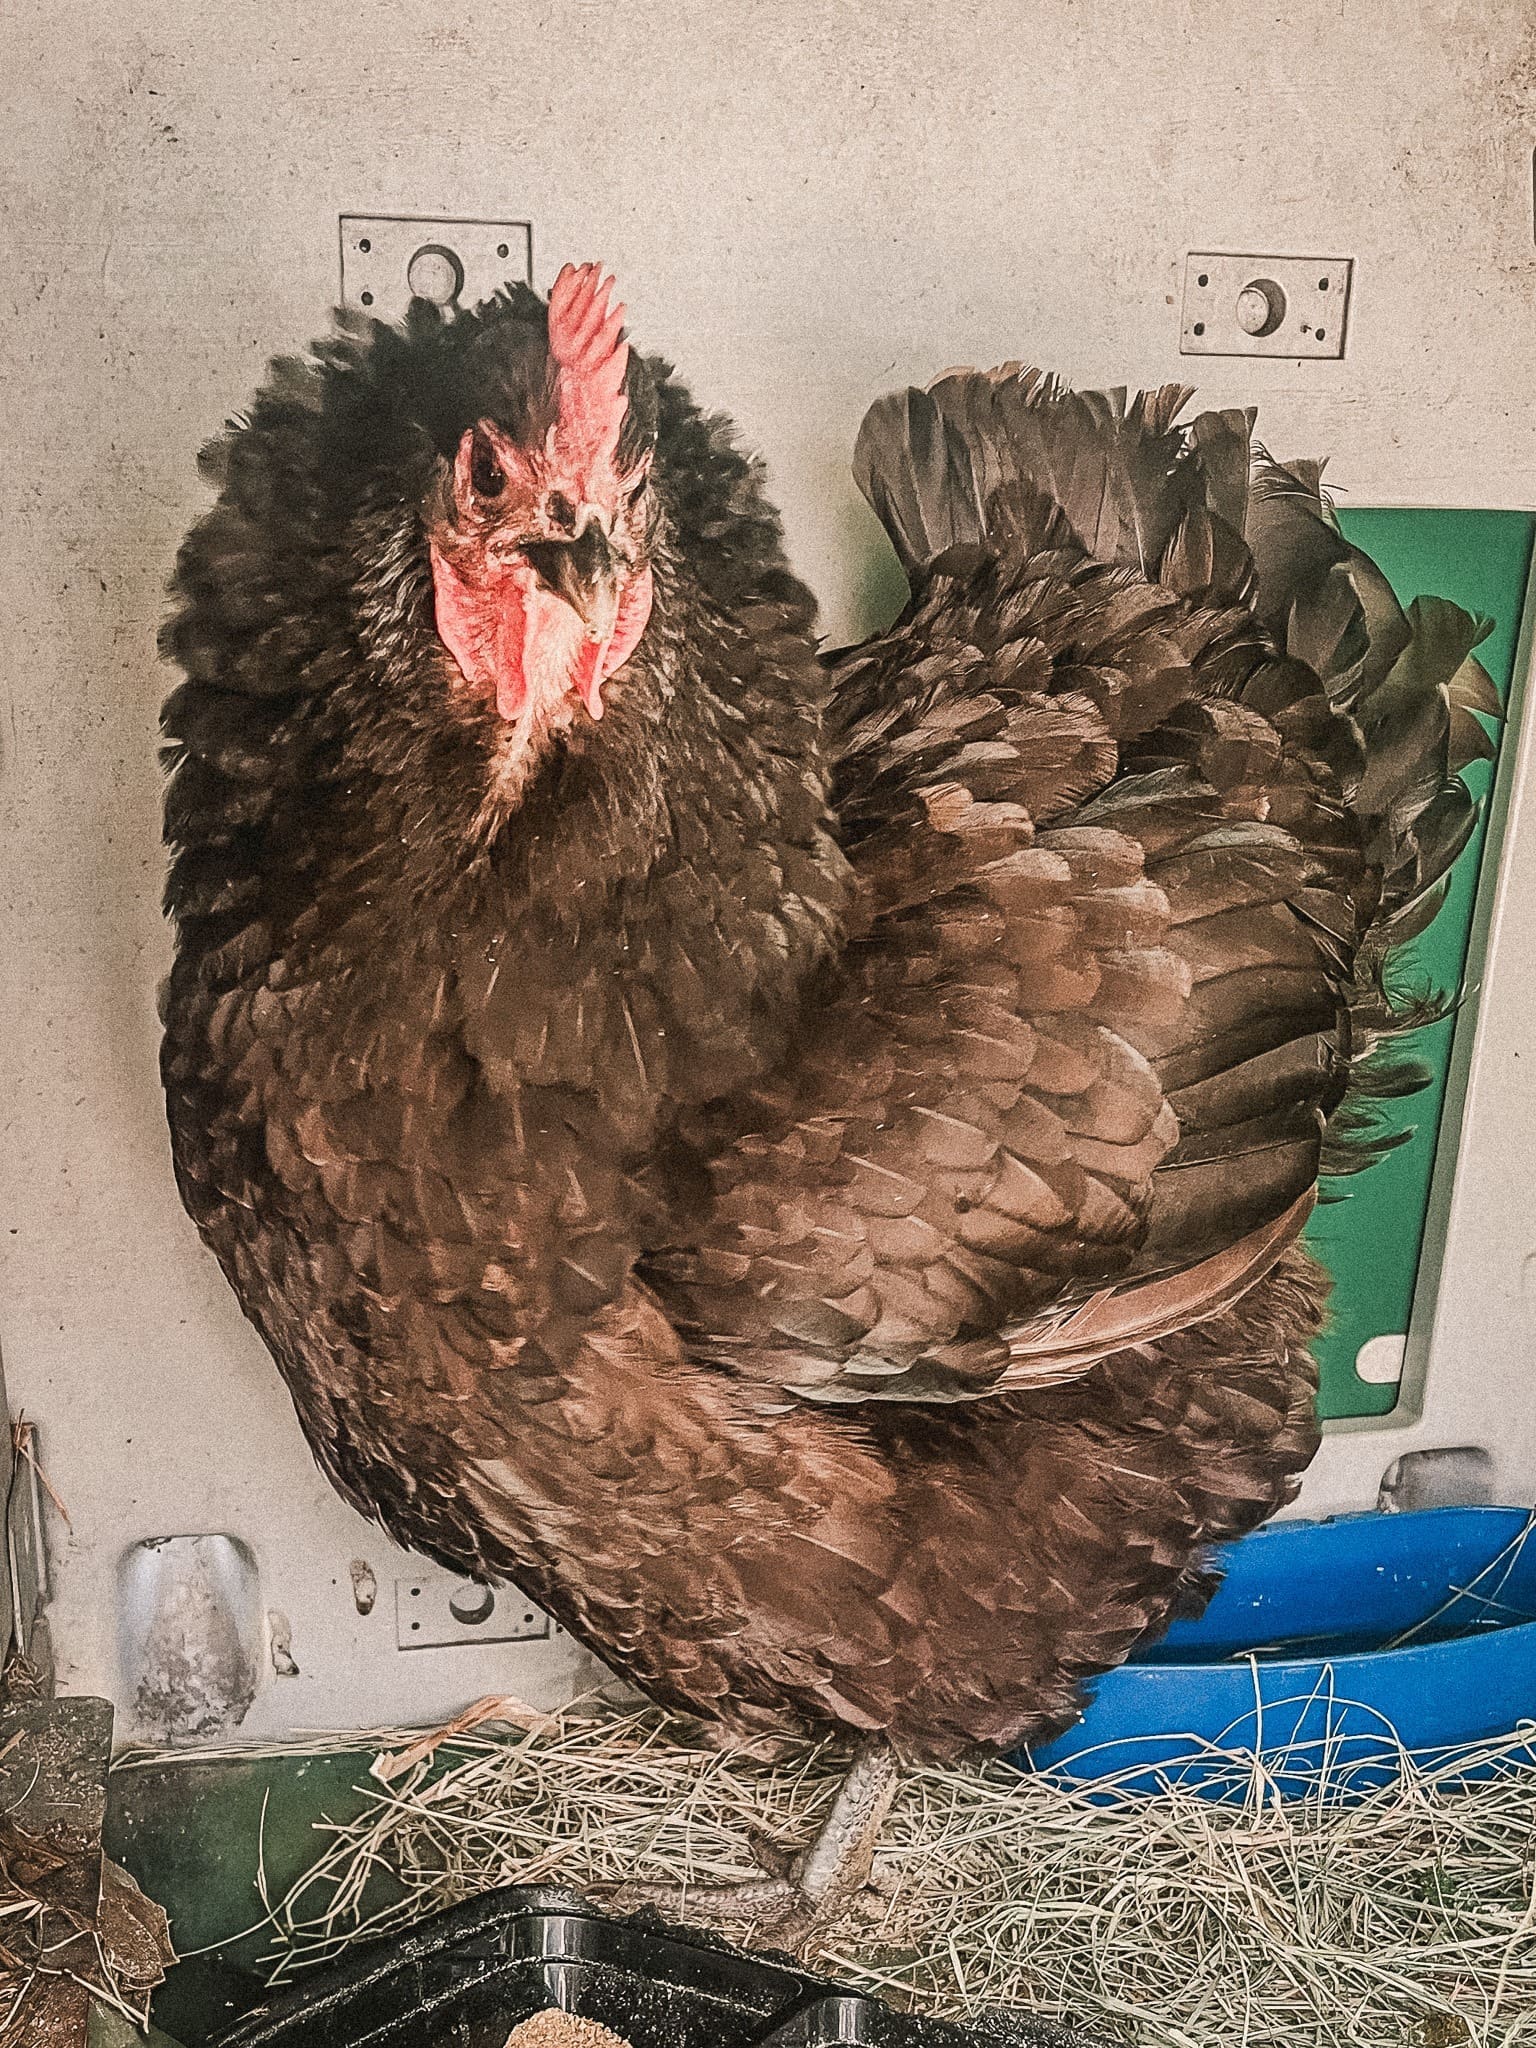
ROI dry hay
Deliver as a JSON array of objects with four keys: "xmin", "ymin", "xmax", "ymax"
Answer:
[{"xmin": 120, "ymin": 1698, "xmax": 1536, "ymax": 2048}]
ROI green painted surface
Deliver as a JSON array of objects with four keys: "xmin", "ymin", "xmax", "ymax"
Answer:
[
  {"xmin": 1308, "ymin": 510, "xmax": 1534, "ymax": 1419},
  {"xmin": 107, "ymin": 1751, "xmax": 390, "ymax": 2044}
]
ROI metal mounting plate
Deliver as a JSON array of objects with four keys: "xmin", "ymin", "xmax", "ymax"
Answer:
[
  {"xmin": 1180, "ymin": 252, "xmax": 1352, "ymax": 358},
  {"xmin": 340, "ymin": 216, "xmax": 533, "ymax": 323},
  {"xmin": 395, "ymin": 1571, "xmax": 554, "ymax": 1650}
]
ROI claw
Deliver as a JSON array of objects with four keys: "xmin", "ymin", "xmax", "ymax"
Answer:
[{"xmin": 601, "ymin": 1741, "xmax": 900, "ymax": 1953}]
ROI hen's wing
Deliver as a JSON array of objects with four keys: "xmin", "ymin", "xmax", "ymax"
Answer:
[{"xmin": 643, "ymin": 370, "xmax": 1493, "ymax": 1402}]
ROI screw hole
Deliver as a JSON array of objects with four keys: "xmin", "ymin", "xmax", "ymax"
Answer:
[
  {"xmin": 358, "ymin": 238, "xmax": 371, "ymax": 253},
  {"xmin": 410, "ymin": 1620, "xmax": 420, "ymax": 1631},
  {"xmin": 497, "ymin": 242, "xmax": 510, "ymax": 259},
  {"xmin": 1318, "ymin": 276, "xmax": 1329, "ymax": 290},
  {"xmin": 360, "ymin": 290, "xmax": 374, "ymax": 306},
  {"xmin": 406, "ymin": 243, "xmax": 464, "ymax": 308},
  {"xmin": 1235, "ymin": 276, "xmax": 1287, "ymax": 339},
  {"xmin": 1316, "ymin": 327, "xmax": 1326, "ymax": 340},
  {"xmin": 410, "ymin": 1585, "xmax": 421, "ymax": 1597},
  {"xmin": 1196, "ymin": 272, "xmax": 1209, "ymax": 287},
  {"xmin": 1193, "ymin": 321, "xmax": 1205, "ymax": 336},
  {"xmin": 448, "ymin": 1581, "xmax": 497, "ymax": 1627}
]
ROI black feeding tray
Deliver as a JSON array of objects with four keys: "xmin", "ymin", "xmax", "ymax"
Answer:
[{"xmin": 210, "ymin": 1886, "xmax": 1093, "ymax": 2048}]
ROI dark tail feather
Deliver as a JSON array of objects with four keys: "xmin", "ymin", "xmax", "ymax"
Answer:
[
  {"xmin": 1244, "ymin": 461, "xmax": 1500, "ymax": 1172},
  {"xmin": 852, "ymin": 387, "xmax": 987, "ymax": 577},
  {"xmin": 853, "ymin": 366, "xmax": 1257, "ymax": 603},
  {"xmin": 1318, "ymin": 972, "xmax": 1452, "ymax": 1184},
  {"xmin": 1244, "ymin": 456, "xmax": 1412, "ymax": 706}
]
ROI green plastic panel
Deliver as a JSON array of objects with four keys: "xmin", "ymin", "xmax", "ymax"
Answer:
[
  {"xmin": 107, "ymin": 1750, "xmax": 388, "ymax": 2043},
  {"xmin": 1308, "ymin": 509, "xmax": 1535, "ymax": 1420}
]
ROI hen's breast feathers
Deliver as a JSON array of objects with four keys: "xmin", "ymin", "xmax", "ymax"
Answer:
[{"xmin": 642, "ymin": 370, "xmax": 1492, "ymax": 1408}]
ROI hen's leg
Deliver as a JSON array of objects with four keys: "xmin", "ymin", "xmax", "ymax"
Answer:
[{"xmin": 608, "ymin": 1738, "xmax": 900, "ymax": 1943}]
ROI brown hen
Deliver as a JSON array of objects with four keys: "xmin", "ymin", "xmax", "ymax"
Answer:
[{"xmin": 160, "ymin": 271, "xmax": 1491, "ymax": 1928}]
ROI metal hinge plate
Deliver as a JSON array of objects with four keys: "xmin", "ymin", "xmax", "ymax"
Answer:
[
  {"xmin": 1180, "ymin": 252, "xmax": 1352, "ymax": 358},
  {"xmin": 339, "ymin": 215, "xmax": 533, "ymax": 323},
  {"xmin": 395, "ymin": 1571, "xmax": 554, "ymax": 1650}
]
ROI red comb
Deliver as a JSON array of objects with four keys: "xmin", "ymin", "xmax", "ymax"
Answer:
[{"xmin": 547, "ymin": 262, "xmax": 630, "ymax": 482}]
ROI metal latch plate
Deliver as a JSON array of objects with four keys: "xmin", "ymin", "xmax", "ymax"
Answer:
[
  {"xmin": 1180, "ymin": 252, "xmax": 1352, "ymax": 358},
  {"xmin": 340, "ymin": 216, "xmax": 533, "ymax": 323}
]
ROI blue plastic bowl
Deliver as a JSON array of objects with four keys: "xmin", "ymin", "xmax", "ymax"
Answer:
[{"xmin": 1025, "ymin": 1506, "xmax": 1536, "ymax": 1798}]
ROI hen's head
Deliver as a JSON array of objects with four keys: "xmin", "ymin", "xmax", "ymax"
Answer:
[
  {"xmin": 167, "ymin": 260, "xmax": 823, "ymax": 923},
  {"xmin": 421, "ymin": 264, "xmax": 659, "ymax": 754}
]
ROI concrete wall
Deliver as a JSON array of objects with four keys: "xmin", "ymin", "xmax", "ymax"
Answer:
[{"xmin": 3, "ymin": 0, "xmax": 1535, "ymax": 1736}]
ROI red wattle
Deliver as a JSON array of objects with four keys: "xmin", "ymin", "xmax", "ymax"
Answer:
[
  {"xmin": 603, "ymin": 567, "xmax": 654, "ymax": 684},
  {"xmin": 573, "ymin": 636, "xmax": 607, "ymax": 722},
  {"xmin": 432, "ymin": 543, "xmax": 654, "ymax": 727}
]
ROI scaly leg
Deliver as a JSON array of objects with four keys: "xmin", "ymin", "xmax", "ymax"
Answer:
[{"xmin": 607, "ymin": 1738, "xmax": 900, "ymax": 1944}]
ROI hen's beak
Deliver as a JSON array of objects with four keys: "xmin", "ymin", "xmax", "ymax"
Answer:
[{"xmin": 521, "ymin": 528, "xmax": 621, "ymax": 650}]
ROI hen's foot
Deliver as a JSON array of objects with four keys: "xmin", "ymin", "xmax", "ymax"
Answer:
[{"xmin": 606, "ymin": 1739, "xmax": 900, "ymax": 1947}]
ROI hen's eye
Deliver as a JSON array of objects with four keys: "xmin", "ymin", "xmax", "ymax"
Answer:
[{"xmin": 469, "ymin": 433, "xmax": 505, "ymax": 500}]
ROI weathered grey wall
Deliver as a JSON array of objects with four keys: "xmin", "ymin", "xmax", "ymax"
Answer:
[{"xmin": 3, "ymin": 0, "xmax": 1535, "ymax": 1734}]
